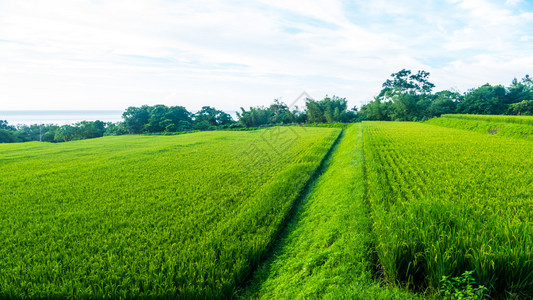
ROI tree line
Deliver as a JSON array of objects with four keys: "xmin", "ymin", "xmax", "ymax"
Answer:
[
  {"xmin": 2, "ymin": 69, "xmax": 532, "ymax": 143},
  {"xmin": 0, "ymin": 97, "xmax": 356, "ymax": 143},
  {"xmin": 357, "ymin": 69, "xmax": 533, "ymax": 121},
  {"xmin": 0, "ymin": 120, "xmax": 112, "ymax": 143}
]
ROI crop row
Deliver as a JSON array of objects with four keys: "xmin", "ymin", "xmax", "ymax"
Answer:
[{"xmin": 363, "ymin": 121, "xmax": 533, "ymax": 297}]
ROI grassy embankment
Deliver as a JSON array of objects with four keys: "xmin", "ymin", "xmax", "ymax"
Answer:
[{"xmin": 426, "ymin": 114, "xmax": 533, "ymax": 141}]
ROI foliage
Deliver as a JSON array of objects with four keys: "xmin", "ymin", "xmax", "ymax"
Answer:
[
  {"xmin": 237, "ymin": 97, "xmax": 356, "ymax": 127},
  {"xmin": 363, "ymin": 121, "xmax": 533, "ymax": 298},
  {"xmin": 193, "ymin": 106, "xmax": 234, "ymax": 129},
  {"xmin": 358, "ymin": 97, "xmax": 393, "ymax": 121},
  {"xmin": 508, "ymin": 100, "xmax": 533, "ymax": 115},
  {"xmin": 0, "ymin": 120, "xmax": 16, "ymax": 131},
  {"xmin": 0, "ymin": 121, "xmax": 115, "ymax": 143},
  {"xmin": 427, "ymin": 91, "xmax": 461, "ymax": 116},
  {"xmin": 380, "ymin": 69, "xmax": 435, "ymax": 96},
  {"xmin": 2, "ymin": 97, "xmax": 357, "ymax": 144},
  {"xmin": 0, "ymin": 120, "xmax": 17, "ymax": 143},
  {"xmin": 506, "ymin": 75, "xmax": 533, "ymax": 105},
  {"xmin": 0, "ymin": 127, "xmax": 340, "ymax": 298},
  {"xmin": 122, "ymin": 104, "xmax": 195, "ymax": 134},
  {"xmin": 440, "ymin": 270, "xmax": 488, "ymax": 300},
  {"xmin": 305, "ymin": 96, "xmax": 356, "ymax": 123},
  {"xmin": 237, "ymin": 99, "xmax": 304, "ymax": 127},
  {"xmin": 0, "ymin": 129, "xmax": 17, "ymax": 143},
  {"xmin": 457, "ymin": 84, "xmax": 506, "ymax": 115},
  {"xmin": 358, "ymin": 70, "xmax": 533, "ymax": 121}
]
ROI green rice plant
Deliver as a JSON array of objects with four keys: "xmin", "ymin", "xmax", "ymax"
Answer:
[
  {"xmin": 427, "ymin": 114, "xmax": 533, "ymax": 141},
  {"xmin": 0, "ymin": 127, "xmax": 340, "ymax": 298},
  {"xmin": 440, "ymin": 114, "xmax": 533, "ymax": 125},
  {"xmin": 363, "ymin": 121, "xmax": 533, "ymax": 298}
]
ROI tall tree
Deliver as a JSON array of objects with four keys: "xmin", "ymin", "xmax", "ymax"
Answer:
[
  {"xmin": 122, "ymin": 106, "xmax": 150, "ymax": 134},
  {"xmin": 508, "ymin": 100, "xmax": 533, "ymax": 115},
  {"xmin": 368, "ymin": 69, "xmax": 436, "ymax": 121},
  {"xmin": 457, "ymin": 84, "xmax": 506, "ymax": 115},
  {"xmin": 427, "ymin": 90, "xmax": 461, "ymax": 117},
  {"xmin": 0, "ymin": 120, "xmax": 15, "ymax": 131},
  {"xmin": 505, "ymin": 75, "xmax": 533, "ymax": 105},
  {"xmin": 194, "ymin": 106, "xmax": 234, "ymax": 129}
]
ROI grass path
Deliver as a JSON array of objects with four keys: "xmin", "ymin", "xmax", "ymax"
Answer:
[{"xmin": 241, "ymin": 124, "xmax": 419, "ymax": 299}]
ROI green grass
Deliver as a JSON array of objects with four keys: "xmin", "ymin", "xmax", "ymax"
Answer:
[
  {"xmin": 440, "ymin": 114, "xmax": 533, "ymax": 125},
  {"xmin": 242, "ymin": 124, "xmax": 419, "ymax": 299},
  {"xmin": 0, "ymin": 127, "xmax": 340, "ymax": 298},
  {"xmin": 363, "ymin": 121, "xmax": 533, "ymax": 298},
  {"xmin": 426, "ymin": 114, "xmax": 533, "ymax": 141}
]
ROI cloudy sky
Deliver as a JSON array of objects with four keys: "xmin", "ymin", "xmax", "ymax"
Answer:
[{"xmin": 1, "ymin": 0, "xmax": 533, "ymax": 111}]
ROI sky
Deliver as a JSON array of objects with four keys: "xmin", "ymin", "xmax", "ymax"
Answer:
[{"xmin": 1, "ymin": 0, "xmax": 533, "ymax": 112}]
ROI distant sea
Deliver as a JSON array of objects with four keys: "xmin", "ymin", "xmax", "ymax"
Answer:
[
  {"xmin": 0, "ymin": 110, "xmax": 123, "ymax": 126},
  {"xmin": 0, "ymin": 110, "xmax": 239, "ymax": 126}
]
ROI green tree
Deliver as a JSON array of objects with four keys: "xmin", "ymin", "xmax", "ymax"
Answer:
[
  {"xmin": 457, "ymin": 84, "xmax": 506, "ymax": 115},
  {"xmin": 506, "ymin": 75, "xmax": 533, "ymax": 105},
  {"xmin": 145, "ymin": 105, "xmax": 170, "ymax": 133},
  {"xmin": 0, "ymin": 129, "xmax": 16, "ymax": 143},
  {"xmin": 77, "ymin": 121, "xmax": 106, "ymax": 139},
  {"xmin": 508, "ymin": 100, "xmax": 533, "ymax": 115},
  {"xmin": 194, "ymin": 106, "xmax": 234, "ymax": 129},
  {"xmin": 380, "ymin": 69, "xmax": 435, "ymax": 97},
  {"xmin": 305, "ymin": 96, "xmax": 352, "ymax": 123},
  {"xmin": 362, "ymin": 69, "xmax": 436, "ymax": 121},
  {"xmin": 237, "ymin": 106, "xmax": 272, "ymax": 127},
  {"xmin": 428, "ymin": 90, "xmax": 461, "ymax": 117},
  {"xmin": 54, "ymin": 125, "xmax": 78, "ymax": 142},
  {"xmin": 15, "ymin": 124, "xmax": 41, "ymax": 142},
  {"xmin": 0, "ymin": 120, "xmax": 16, "ymax": 131},
  {"xmin": 358, "ymin": 97, "xmax": 392, "ymax": 121},
  {"xmin": 104, "ymin": 122, "xmax": 127, "ymax": 136},
  {"xmin": 268, "ymin": 99, "xmax": 295, "ymax": 124},
  {"xmin": 42, "ymin": 125, "xmax": 60, "ymax": 142},
  {"xmin": 167, "ymin": 106, "xmax": 193, "ymax": 131},
  {"xmin": 122, "ymin": 106, "xmax": 150, "ymax": 134},
  {"xmin": 305, "ymin": 99, "xmax": 326, "ymax": 123}
]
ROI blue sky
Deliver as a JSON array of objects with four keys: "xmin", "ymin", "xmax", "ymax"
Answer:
[{"xmin": 1, "ymin": 0, "xmax": 533, "ymax": 111}]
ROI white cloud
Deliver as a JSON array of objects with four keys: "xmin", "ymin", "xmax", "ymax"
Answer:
[
  {"xmin": 0, "ymin": 0, "xmax": 532, "ymax": 112},
  {"xmin": 505, "ymin": 0, "xmax": 523, "ymax": 5}
]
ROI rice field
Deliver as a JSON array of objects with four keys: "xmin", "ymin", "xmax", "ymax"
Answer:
[
  {"xmin": 427, "ymin": 114, "xmax": 533, "ymax": 141},
  {"xmin": 2, "ymin": 118, "xmax": 533, "ymax": 299},
  {"xmin": 440, "ymin": 114, "xmax": 533, "ymax": 125},
  {"xmin": 0, "ymin": 127, "xmax": 340, "ymax": 298},
  {"xmin": 363, "ymin": 121, "xmax": 533, "ymax": 298}
]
